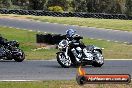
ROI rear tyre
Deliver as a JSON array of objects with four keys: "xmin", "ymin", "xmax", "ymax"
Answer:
[
  {"xmin": 92, "ymin": 51, "xmax": 104, "ymax": 67},
  {"xmin": 57, "ymin": 52, "xmax": 72, "ymax": 68}
]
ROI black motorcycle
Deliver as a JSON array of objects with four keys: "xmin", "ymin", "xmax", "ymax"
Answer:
[
  {"xmin": 56, "ymin": 35, "xmax": 104, "ymax": 68},
  {"xmin": 0, "ymin": 40, "xmax": 25, "ymax": 62}
]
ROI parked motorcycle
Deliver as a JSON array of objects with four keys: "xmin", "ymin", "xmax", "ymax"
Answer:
[
  {"xmin": 0, "ymin": 40, "xmax": 25, "ymax": 62},
  {"xmin": 56, "ymin": 34, "xmax": 104, "ymax": 68}
]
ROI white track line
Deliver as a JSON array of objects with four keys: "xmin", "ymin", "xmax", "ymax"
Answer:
[
  {"xmin": 124, "ymin": 31, "xmax": 128, "ymax": 33},
  {"xmin": 98, "ymin": 39, "xmax": 103, "ymax": 40},
  {"xmin": 107, "ymin": 40, "xmax": 111, "ymax": 42},
  {"xmin": 9, "ymin": 27, "xmax": 13, "ymax": 29},
  {"xmin": 114, "ymin": 41, "xmax": 119, "ymax": 43},
  {"xmin": 16, "ymin": 28, "xmax": 20, "ymax": 29},
  {"xmin": 124, "ymin": 42, "xmax": 128, "ymax": 44},
  {"xmin": 88, "ymin": 27, "xmax": 96, "ymax": 29},
  {"xmin": 36, "ymin": 20, "xmax": 41, "ymax": 23},
  {"xmin": 29, "ymin": 30, "xmax": 33, "ymax": 31},
  {"xmin": 90, "ymin": 38, "xmax": 94, "ymax": 39},
  {"xmin": 106, "ymin": 29, "xmax": 112, "ymax": 31}
]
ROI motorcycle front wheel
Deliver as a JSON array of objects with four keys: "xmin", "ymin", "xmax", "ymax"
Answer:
[
  {"xmin": 57, "ymin": 52, "xmax": 72, "ymax": 68},
  {"xmin": 14, "ymin": 49, "xmax": 25, "ymax": 62},
  {"xmin": 92, "ymin": 51, "xmax": 104, "ymax": 67}
]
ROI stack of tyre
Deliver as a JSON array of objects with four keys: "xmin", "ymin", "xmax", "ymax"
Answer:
[{"xmin": 36, "ymin": 34, "xmax": 65, "ymax": 44}]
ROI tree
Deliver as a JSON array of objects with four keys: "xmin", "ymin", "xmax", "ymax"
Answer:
[
  {"xmin": 126, "ymin": 0, "xmax": 132, "ymax": 16},
  {"xmin": 0, "ymin": 0, "xmax": 12, "ymax": 9},
  {"xmin": 28, "ymin": 0, "xmax": 48, "ymax": 10},
  {"xmin": 72, "ymin": 0, "xmax": 87, "ymax": 12},
  {"xmin": 47, "ymin": 0, "xmax": 69, "ymax": 11},
  {"xmin": 0, "ymin": 0, "xmax": 130, "ymax": 16},
  {"xmin": 48, "ymin": 6, "xmax": 64, "ymax": 12},
  {"xmin": 116, "ymin": 0, "xmax": 126, "ymax": 13}
]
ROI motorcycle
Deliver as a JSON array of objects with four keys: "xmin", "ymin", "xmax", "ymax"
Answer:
[
  {"xmin": 0, "ymin": 40, "xmax": 25, "ymax": 62},
  {"xmin": 56, "ymin": 35, "xmax": 104, "ymax": 68}
]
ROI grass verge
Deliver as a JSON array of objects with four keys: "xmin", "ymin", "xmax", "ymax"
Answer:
[
  {"xmin": 0, "ymin": 26, "xmax": 132, "ymax": 59},
  {"xmin": 0, "ymin": 26, "xmax": 57, "ymax": 60},
  {"xmin": 0, "ymin": 14, "xmax": 132, "ymax": 32},
  {"xmin": 0, "ymin": 81, "xmax": 131, "ymax": 88}
]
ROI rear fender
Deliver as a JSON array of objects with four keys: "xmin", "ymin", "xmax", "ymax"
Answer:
[
  {"xmin": 94, "ymin": 49, "xmax": 102, "ymax": 54},
  {"xmin": 86, "ymin": 45, "xmax": 102, "ymax": 54},
  {"xmin": 93, "ymin": 46, "xmax": 102, "ymax": 54}
]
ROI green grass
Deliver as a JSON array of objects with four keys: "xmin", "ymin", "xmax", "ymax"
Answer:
[
  {"xmin": 0, "ymin": 26, "xmax": 132, "ymax": 59},
  {"xmin": 1, "ymin": 14, "xmax": 132, "ymax": 31},
  {"xmin": 0, "ymin": 26, "xmax": 57, "ymax": 60},
  {"xmin": 0, "ymin": 81, "xmax": 131, "ymax": 88},
  {"xmin": 83, "ymin": 38, "xmax": 132, "ymax": 59}
]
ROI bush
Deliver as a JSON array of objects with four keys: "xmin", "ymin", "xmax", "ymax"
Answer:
[{"xmin": 48, "ymin": 6, "xmax": 64, "ymax": 12}]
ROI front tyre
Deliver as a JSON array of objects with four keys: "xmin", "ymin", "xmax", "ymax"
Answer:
[
  {"xmin": 92, "ymin": 51, "xmax": 104, "ymax": 67},
  {"xmin": 14, "ymin": 50, "xmax": 25, "ymax": 62},
  {"xmin": 57, "ymin": 52, "xmax": 72, "ymax": 68}
]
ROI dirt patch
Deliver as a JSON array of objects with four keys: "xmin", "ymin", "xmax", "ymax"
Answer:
[
  {"xmin": 0, "ymin": 14, "xmax": 32, "ymax": 21},
  {"xmin": 36, "ymin": 43, "xmax": 57, "ymax": 49},
  {"xmin": 32, "ymin": 43, "xmax": 57, "ymax": 51}
]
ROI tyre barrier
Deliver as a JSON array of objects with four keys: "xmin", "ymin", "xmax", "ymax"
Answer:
[
  {"xmin": 0, "ymin": 9, "xmax": 132, "ymax": 20},
  {"xmin": 36, "ymin": 34, "xmax": 65, "ymax": 45}
]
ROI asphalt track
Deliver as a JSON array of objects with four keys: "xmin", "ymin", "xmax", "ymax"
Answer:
[
  {"xmin": 0, "ymin": 18, "xmax": 132, "ymax": 81},
  {"xmin": 0, "ymin": 18, "xmax": 132, "ymax": 43},
  {"xmin": 0, "ymin": 60, "xmax": 132, "ymax": 80}
]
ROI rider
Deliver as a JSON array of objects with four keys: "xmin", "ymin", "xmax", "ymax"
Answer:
[
  {"xmin": 66, "ymin": 29, "xmax": 84, "ymax": 45},
  {"xmin": 66, "ymin": 29, "xmax": 85, "ymax": 61},
  {"xmin": 66, "ymin": 29, "xmax": 76, "ymax": 40},
  {"xmin": 0, "ymin": 34, "xmax": 7, "ymax": 46},
  {"xmin": 66, "ymin": 29, "xmax": 83, "ymax": 40}
]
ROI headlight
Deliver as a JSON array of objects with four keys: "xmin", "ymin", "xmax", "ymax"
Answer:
[{"xmin": 58, "ymin": 39, "xmax": 68, "ymax": 49}]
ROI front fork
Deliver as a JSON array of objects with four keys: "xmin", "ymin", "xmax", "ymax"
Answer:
[{"xmin": 64, "ymin": 47, "xmax": 69, "ymax": 59}]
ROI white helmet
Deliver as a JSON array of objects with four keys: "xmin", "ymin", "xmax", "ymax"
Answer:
[{"xmin": 66, "ymin": 29, "xmax": 76, "ymax": 37}]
